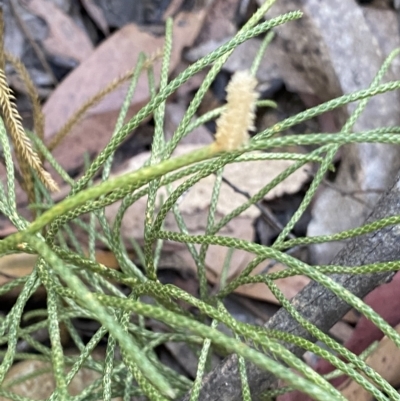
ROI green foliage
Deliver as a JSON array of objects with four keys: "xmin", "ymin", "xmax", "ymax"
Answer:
[{"xmin": 1, "ymin": 1, "xmax": 400, "ymax": 400}]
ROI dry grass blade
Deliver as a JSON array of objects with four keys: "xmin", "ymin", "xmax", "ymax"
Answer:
[
  {"xmin": 0, "ymin": 68, "xmax": 58, "ymax": 192},
  {"xmin": 18, "ymin": 158, "xmax": 36, "ymax": 204}
]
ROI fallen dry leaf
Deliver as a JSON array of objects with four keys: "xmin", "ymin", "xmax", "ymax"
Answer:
[
  {"xmin": 224, "ymin": 38, "xmax": 313, "ymax": 96},
  {"xmin": 0, "ymin": 350, "xmax": 121, "ymax": 401},
  {"xmin": 163, "ymin": 0, "xmax": 185, "ymax": 19},
  {"xmin": 279, "ymin": 273, "xmax": 400, "ymax": 401},
  {"xmin": 116, "ymin": 144, "xmax": 310, "ymax": 218},
  {"xmin": 232, "ymin": 262, "xmax": 310, "ymax": 303},
  {"xmin": 164, "ymin": 101, "xmax": 212, "ymax": 145},
  {"xmin": 23, "ymin": 0, "xmax": 94, "ymax": 64},
  {"xmin": 90, "ymin": 0, "xmax": 141, "ymax": 28},
  {"xmin": 0, "ymin": 250, "xmax": 120, "ymax": 298},
  {"xmin": 0, "ymin": 253, "xmax": 38, "ymax": 284},
  {"xmin": 0, "ymin": 253, "xmax": 42, "ymax": 298},
  {"xmin": 329, "ymin": 321, "xmax": 354, "ymax": 344},
  {"xmin": 106, "ymin": 143, "xmax": 310, "ymax": 303},
  {"xmin": 42, "ymin": 23, "xmax": 163, "ymax": 173},
  {"xmin": 41, "ymin": 9, "xmax": 206, "ymax": 184},
  {"xmin": 80, "ymin": 0, "xmax": 110, "ymax": 36},
  {"xmin": 339, "ymin": 323, "xmax": 400, "ymax": 401},
  {"xmin": 195, "ymin": 0, "xmax": 238, "ymax": 44}
]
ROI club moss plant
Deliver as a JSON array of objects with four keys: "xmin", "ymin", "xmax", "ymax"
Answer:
[{"xmin": 0, "ymin": 1, "xmax": 400, "ymax": 400}]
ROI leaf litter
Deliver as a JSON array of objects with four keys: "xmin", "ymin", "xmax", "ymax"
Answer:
[{"xmin": 3, "ymin": 0, "xmax": 400, "ymax": 397}]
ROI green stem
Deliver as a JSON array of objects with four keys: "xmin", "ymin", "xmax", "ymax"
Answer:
[{"xmin": 0, "ymin": 145, "xmax": 218, "ymax": 253}]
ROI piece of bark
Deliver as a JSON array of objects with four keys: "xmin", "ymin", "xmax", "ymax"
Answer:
[
  {"xmin": 278, "ymin": 272, "xmax": 400, "ymax": 401},
  {"xmin": 180, "ymin": 172, "xmax": 400, "ymax": 401}
]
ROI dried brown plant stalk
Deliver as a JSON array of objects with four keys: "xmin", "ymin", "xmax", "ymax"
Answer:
[
  {"xmin": 5, "ymin": 52, "xmax": 45, "ymax": 142},
  {"xmin": 48, "ymin": 50, "xmax": 162, "ymax": 152},
  {"xmin": 0, "ymin": 68, "xmax": 58, "ymax": 192},
  {"xmin": 47, "ymin": 68, "xmax": 135, "ymax": 151},
  {"xmin": 18, "ymin": 157, "xmax": 35, "ymax": 203},
  {"xmin": 143, "ymin": 48, "xmax": 163, "ymax": 69}
]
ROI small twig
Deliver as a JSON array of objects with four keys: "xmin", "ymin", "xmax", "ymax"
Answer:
[
  {"xmin": 320, "ymin": 177, "xmax": 383, "ymax": 209},
  {"xmin": 220, "ymin": 175, "xmax": 296, "ymax": 240},
  {"xmin": 307, "ymin": 170, "xmax": 383, "ymax": 209},
  {"xmin": 219, "ymin": 176, "xmax": 304, "ymax": 278}
]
